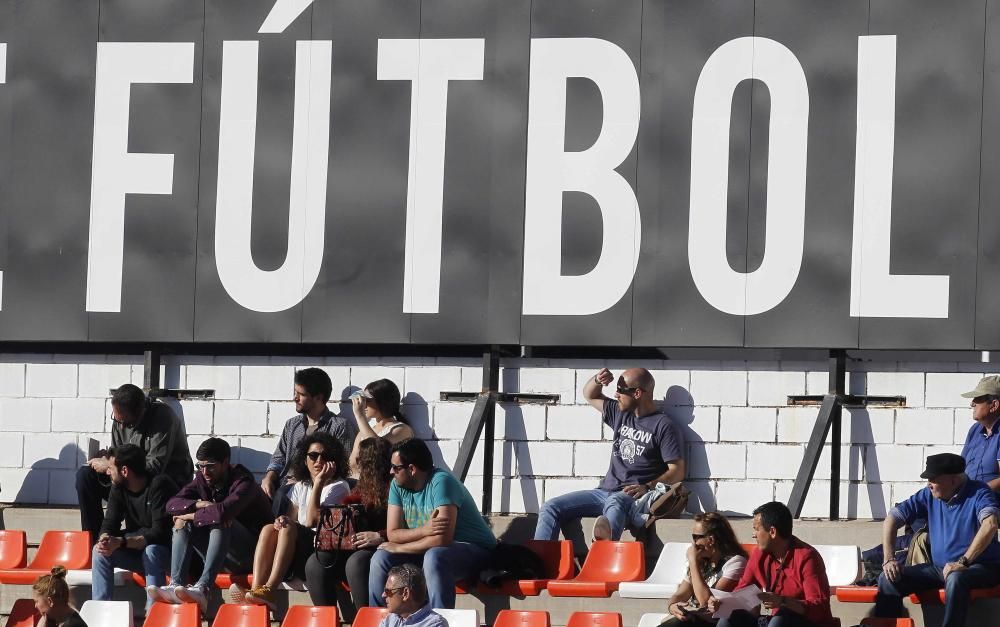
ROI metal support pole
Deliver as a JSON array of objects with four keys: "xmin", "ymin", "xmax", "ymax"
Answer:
[
  {"xmin": 829, "ymin": 350, "xmax": 846, "ymax": 520},
  {"xmin": 143, "ymin": 349, "xmax": 161, "ymax": 392},
  {"xmin": 481, "ymin": 348, "xmax": 500, "ymax": 516}
]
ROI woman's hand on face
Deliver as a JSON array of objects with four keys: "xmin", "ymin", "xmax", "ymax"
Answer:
[
  {"xmin": 687, "ymin": 542, "xmax": 702, "ymax": 563},
  {"xmin": 315, "ymin": 460, "xmax": 337, "ymax": 485}
]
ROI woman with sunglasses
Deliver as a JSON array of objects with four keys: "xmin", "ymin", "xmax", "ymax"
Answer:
[
  {"xmin": 305, "ymin": 437, "xmax": 393, "ymax": 621},
  {"xmin": 230, "ymin": 432, "xmax": 350, "ymax": 611},
  {"xmin": 349, "ymin": 379, "xmax": 414, "ymax": 473},
  {"xmin": 662, "ymin": 512, "xmax": 748, "ymax": 626}
]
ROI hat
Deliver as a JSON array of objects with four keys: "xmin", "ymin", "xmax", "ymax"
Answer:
[
  {"xmin": 919, "ymin": 453, "xmax": 966, "ymax": 480},
  {"xmin": 960, "ymin": 375, "xmax": 1000, "ymax": 398}
]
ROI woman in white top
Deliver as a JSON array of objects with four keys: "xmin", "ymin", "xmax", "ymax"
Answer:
[
  {"xmin": 349, "ymin": 379, "xmax": 414, "ymax": 473},
  {"xmin": 231, "ymin": 432, "xmax": 350, "ymax": 611},
  {"xmin": 663, "ymin": 512, "xmax": 749, "ymax": 626}
]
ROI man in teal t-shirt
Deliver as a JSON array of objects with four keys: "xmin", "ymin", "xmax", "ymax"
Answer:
[{"xmin": 368, "ymin": 438, "xmax": 496, "ymax": 609}]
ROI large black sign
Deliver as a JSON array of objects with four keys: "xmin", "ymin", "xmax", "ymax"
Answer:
[{"xmin": 0, "ymin": 0, "xmax": 997, "ymax": 349}]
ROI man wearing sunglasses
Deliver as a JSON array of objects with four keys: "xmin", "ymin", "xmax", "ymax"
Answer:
[
  {"xmin": 153, "ymin": 437, "xmax": 272, "ymax": 612},
  {"xmin": 378, "ymin": 564, "xmax": 446, "ymax": 627},
  {"xmin": 959, "ymin": 375, "xmax": 1000, "ymax": 491},
  {"xmin": 534, "ymin": 367, "xmax": 685, "ymax": 544}
]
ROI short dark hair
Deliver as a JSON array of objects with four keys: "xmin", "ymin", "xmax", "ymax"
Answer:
[
  {"xmin": 753, "ymin": 501, "xmax": 793, "ymax": 539},
  {"xmin": 365, "ymin": 379, "xmax": 405, "ymax": 423},
  {"xmin": 391, "ymin": 438, "xmax": 433, "ymax": 472},
  {"xmin": 294, "ymin": 368, "xmax": 333, "ymax": 404},
  {"xmin": 109, "ymin": 443, "xmax": 148, "ymax": 477},
  {"xmin": 196, "ymin": 437, "xmax": 231, "ymax": 463},
  {"xmin": 388, "ymin": 563, "xmax": 427, "ymax": 603},
  {"xmin": 289, "ymin": 432, "xmax": 348, "ymax": 485},
  {"xmin": 111, "ymin": 384, "xmax": 146, "ymax": 419}
]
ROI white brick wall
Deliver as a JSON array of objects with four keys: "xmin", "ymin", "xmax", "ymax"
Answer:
[{"xmin": 0, "ymin": 355, "xmax": 994, "ymax": 519}]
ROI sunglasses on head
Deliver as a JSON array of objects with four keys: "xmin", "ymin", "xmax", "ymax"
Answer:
[
  {"xmin": 306, "ymin": 451, "xmax": 331, "ymax": 462},
  {"xmin": 616, "ymin": 376, "xmax": 638, "ymax": 396}
]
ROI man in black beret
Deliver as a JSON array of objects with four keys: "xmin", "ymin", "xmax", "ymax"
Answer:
[{"xmin": 873, "ymin": 453, "xmax": 1000, "ymax": 627}]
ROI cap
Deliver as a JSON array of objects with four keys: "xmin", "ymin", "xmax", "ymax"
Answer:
[
  {"xmin": 919, "ymin": 453, "xmax": 966, "ymax": 480},
  {"xmin": 960, "ymin": 375, "xmax": 1000, "ymax": 398}
]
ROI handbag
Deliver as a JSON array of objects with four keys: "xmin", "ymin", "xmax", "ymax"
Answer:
[
  {"xmin": 315, "ymin": 503, "xmax": 371, "ymax": 553},
  {"xmin": 643, "ymin": 481, "xmax": 690, "ymax": 527}
]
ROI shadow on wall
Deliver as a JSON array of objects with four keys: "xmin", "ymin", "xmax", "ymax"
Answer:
[
  {"xmin": 493, "ymin": 403, "xmax": 540, "ymax": 513},
  {"xmin": 661, "ymin": 385, "xmax": 716, "ymax": 514},
  {"xmin": 15, "ymin": 442, "xmax": 86, "ymax": 505}
]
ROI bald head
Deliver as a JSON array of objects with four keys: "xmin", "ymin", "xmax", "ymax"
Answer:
[{"xmin": 622, "ymin": 368, "xmax": 655, "ymax": 395}]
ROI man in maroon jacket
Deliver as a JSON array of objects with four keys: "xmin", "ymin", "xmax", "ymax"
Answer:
[
  {"xmin": 149, "ymin": 437, "xmax": 272, "ymax": 612},
  {"xmin": 708, "ymin": 501, "xmax": 835, "ymax": 627}
]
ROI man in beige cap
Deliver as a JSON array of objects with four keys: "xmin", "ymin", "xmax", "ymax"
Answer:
[{"xmin": 960, "ymin": 375, "xmax": 1000, "ymax": 490}]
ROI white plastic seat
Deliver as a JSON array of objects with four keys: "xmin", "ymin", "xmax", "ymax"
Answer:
[
  {"xmin": 618, "ymin": 542, "xmax": 688, "ymax": 599},
  {"xmin": 79, "ymin": 600, "xmax": 134, "ymax": 627},
  {"xmin": 637, "ymin": 613, "xmax": 668, "ymax": 627},
  {"xmin": 66, "ymin": 568, "xmax": 133, "ymax": 587},
  {"xmin": 814, "ymin": 544, "xmax": 862, "ymax": 588},
  {"xmin": 434, "ymin": 608, "xmax": 479, "ymax": 627}
]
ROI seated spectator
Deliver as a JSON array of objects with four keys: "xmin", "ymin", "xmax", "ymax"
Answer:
[
  {"xmin": 76, "ymin": 384, "xmax": 192, "ymax": 543},
  {"xmin": 33, "ymin": 566, "xmax": 87, "ymax": 627},
  {"xmin": 534, "ymin": 368, "xmax": 685, "ymax": 543},
  {"xmin": 91, "ymin": 444, "xmax": 176, "ymax": 613},
  {"xmin": 663, "ymin": 513, "xmax": 748, "ymax": 626},
  {"xmin": 261, "ymin": 368, "xmax": 357, "ymax": 513},
  {"xmin": 873, "ymin": 453, "xmax": 1000, "ymax": 627},
  {"xmin": 306, "ymin": 437, "xmax": 393, "ymax": 621},
  {"xmin": 368, "ymin": 438, "xmax": 496, "ymax": 610},
  {"xmin": 349, "ymin": 379, "xmax": 414, "ymax": 471},
  {"xmin": 960, "ymin": 376, "xmax": 1000, "ymax": 489},
  {"xmin": 707, "ymin": 501, "xmax": 835, "ymax": 627},
  {"xmin": 149, "ymin": 437, "xmax": 272, "ymax": 613},
  {"xmin": 229, "ymin": 432, "xmax": 351, "ymax": 611},
  {"xmin": 379, "ymin": 563, "xmax": 447, "ymax": 627}
]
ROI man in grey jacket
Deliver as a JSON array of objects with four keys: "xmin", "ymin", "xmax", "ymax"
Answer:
[{"xmin": 76, "ymin": 383, "xmax": 192, "ymax": 542}]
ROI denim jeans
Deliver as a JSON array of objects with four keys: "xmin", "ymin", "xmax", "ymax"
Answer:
[
  {"xmin": 367, "ymin": 542, "xmax": 493, "ymax": 609},
  {"xmin": 91, "ymin": 543, "xmax": 169, "ymax": 611},
  {"xmin": 716, "ymin": 609, "xmax": 818, "ymax": 627},
  {"xmin": 170, "ymin": 521, "xmax": 255, "ymax": 588},
  {"xmin": 875, "ymin": 561, "xmax": 1000, "ymax": 627},
  {"xmin": 533, "ymin": 489, "xmax": 636, "ymax": 541}
]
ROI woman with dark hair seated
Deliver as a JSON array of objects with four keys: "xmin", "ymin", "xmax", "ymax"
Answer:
[
  {"xmin": 662, "ymin": 512, "xmax": 748, "ymax": 626},
  {"xmin": 229, "ymin": 432, "xmax": 350, "ymax": 612},
  {"xmin": 305, "ymin": 437, "xmax": 392, "ymax": 621},
  {"xmin": 349, "ymin": 379, "xmax": 414, "ymax": 471}
]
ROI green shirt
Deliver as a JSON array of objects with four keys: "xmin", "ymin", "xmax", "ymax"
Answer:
[{"xmin": 389, "ymin": 467, "xmax": 496, "ymax": 550}]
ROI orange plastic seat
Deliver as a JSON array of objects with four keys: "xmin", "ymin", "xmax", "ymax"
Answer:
[
  {"xmin": 213, "ymin": 572, "xmax": 253, "ymax": 588},
  {"xmin": 142, "ymin": 602, "xmax": 200, "ymax": 627},
  {"xmin": 354, "ymin": 606, "xmax": 390, "ymax": 627},
  {"xmin": 908, "ymin": 583, "xmax": 1000, "ymax": 604},
  {"xmin": 493, "ymin": 610, "xmax": 550, "ymax": 627},
  {"xmin": 281, "ymin": 605, "xmax": 338, "ymax": 627},
  {"xmin": 474, "ymin": 540, "xmax": 575, "ymax": 596},
  {"xmin": 211, "ymin": 604, "xmax": 269, "ymax": 627},
  {"xmin": 565, "ymin": 612, "xmax": 622, "ymax": 627},
  {"xmin": 0, "ymin": 530, "xmax": 27, "ymax": 569},
  {"xmin": 4, "ymin": 599, "xmax": 40, "ymax": 627},
  {"xmin": 835, "ymin": 586, "xmax": 878, "ymax": 603},
  {"xmin": 861, "ymin": 619, "xmax": 915, "ymax": 627},
  {"xmin": 546, "ymin": 541, "xmax": 644, "ymax": 597},
  {"xmin": 0, "ymin": 531, "xmax": 91, "ymax": 584}
]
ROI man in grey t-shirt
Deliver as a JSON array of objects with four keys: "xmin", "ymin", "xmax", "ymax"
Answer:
[{"xmin": 533, "ymin": 368, "xmax": 685, "ymax": 542}]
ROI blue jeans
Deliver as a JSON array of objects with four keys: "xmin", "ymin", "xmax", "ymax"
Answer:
[
  {"xmin": 367, "ymin": 542, "xmax": 493, "ymax": 609},
  {"xmin": 91, "ymin": 543, "xmax": 169, "ymax": 611},
  {"xmin": 533, "ymin": 489, "xmax": 636, "ymax": 541},
  {"xmin": 716, "ymin": 609, "xmax": 818, "ymax": 627},
  {"xmin": 170, "ymin": 521, "xmax": 255, "ymax": 588},
  {"xmin": 875, "ymin": 561, "xmax": 1000, "ymax": 627}
]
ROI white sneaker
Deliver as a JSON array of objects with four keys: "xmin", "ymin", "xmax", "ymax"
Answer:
[
  {"xmin": 146, "ymin": 584, "xmax": 183, "ymax": 604},
  {"xmin": 175, "ymin": 585, "xmax": 210, "ymax": 613}
]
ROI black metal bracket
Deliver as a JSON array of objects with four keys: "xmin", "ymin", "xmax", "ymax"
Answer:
[
  {"xmin": 133, "ymin": 349, "xmax": 215, "ymax": 400},
  {"xmin": 439, "ymin": 391, "xmax": 560, "ymax": 405},
  {"xmin": 451, "ymin": 348, "xmax": 501, "ymax": 516},
  {"xmin": 787, "ymin": 395, "xmax": 905, "ymax": 407}
]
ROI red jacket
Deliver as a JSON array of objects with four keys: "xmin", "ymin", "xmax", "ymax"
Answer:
[{"xmin": 735, "ymin": 537, "xmax": 835, "ymax": 627}]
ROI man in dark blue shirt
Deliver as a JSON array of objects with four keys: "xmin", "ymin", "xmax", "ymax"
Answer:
[
  {"xmin": 960, "ymin": 375, "xmax": 1000, "ymax": 489},
  {"xmin": 874, "ymin": 453, "xmax": 1000, "ymax": 627}
]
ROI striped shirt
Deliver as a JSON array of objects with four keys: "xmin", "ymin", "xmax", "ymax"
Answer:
[{"xmin": 266, "ymin": 409, "xmax": 358, "ymax": 480}]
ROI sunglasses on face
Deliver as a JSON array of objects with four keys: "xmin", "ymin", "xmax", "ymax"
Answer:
[
  {"xmin": 692, "ymin": 533, "xmax": 709, "ymax": 541},
  {"xmin": 306, "ymin": 451, "xmax": 331, "ymax": 462},
  {"xmin": 195, "ymin": 462, "xmax": 219, "ymax": 471},
  {"xmin": 973, "ymin": 395, "xmax": 994, "ymax": 405},
  {"xmin": 383, "ymin": 586, "xmax": 406, "ymax": 597},
  {"xmin": 389, "ymin": 463, "xmax": 409, "ymax": 473},
  {"xmin": 616, "ymin": 376, "xmax": 638, "ymax": 396}
]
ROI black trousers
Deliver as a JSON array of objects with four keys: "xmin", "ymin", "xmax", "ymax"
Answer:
[
  {"xmin": 304, "ymin": 549, "xmax": 376, "ymax": 623},
  {"xmin": 76, "ymin": 465, "xmax": 112, "ymax": 542}
]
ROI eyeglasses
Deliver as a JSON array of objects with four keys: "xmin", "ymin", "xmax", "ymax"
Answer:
[
  {"xmin": 616, "ymin": 376, "xmax": 638, "ymax": 396},
  {"xmin": 973, "ymin": 395, "xmax": 994, "ymax": 405},
  {"xmin": 383, "ymin": 586, "xmax": 406, "ymax": 597},
  {"xmin": 692, "ymin": 533, "xmax": 709, "ymax": 541},
  {"xmin": 306, "ymin": 451, "xmax": 332, "ymax": 462},
  {"xmin": 195, "ymin": 462, "xmax": 219, "ymax": 471},
  {"xmin": 389, "ymin": 463, "xmax": 409, "ymax": 473}
]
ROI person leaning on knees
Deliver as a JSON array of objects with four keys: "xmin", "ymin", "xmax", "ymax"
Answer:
[
  {"xmin": 90, "ymin": 444, "xmax": 176, "ymax": 613},
  {"xmin": 534, "ymin": 367, "xmax": 685, "ymax": 544},
  {"xmin": 873, "ymin": 453, "xmax": 1000, "ymax": 627},
  {"xmin": 378, "ymin": 564, "xmax": 448, "ymax": 627},
  {"xmin": 76, "ymin": 383, "xmax": 192, "ymax": 544},
  {"xmin": 707, "ymin": 501, "xmax": 835, "ymax": 627},
  {"xmin": 33, "ymin": 566, "xmax": 87, "ymax": 627},
  {"xmin": 662, "ymin": 513, "xmax": 748, "ymax": 626},
  {"xmin": 149, "ymin": 437, "xmax": 272, "ymax": 613},
  {"xmin": 368, "ymin": 438, "xmax": 497, "ymax": 610}
]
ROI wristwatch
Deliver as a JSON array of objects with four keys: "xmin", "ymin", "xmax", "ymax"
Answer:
[{"xmin": 958, "ymin": 556, "xmax": 971, "ymax": 567}]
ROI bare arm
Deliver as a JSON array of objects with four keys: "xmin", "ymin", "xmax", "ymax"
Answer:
[
  {"xmin": 583, "ymin": 368, "xmax": 614, "ymax": 411},
  {"xmin": 949, "ymin": 514, "xmax": 1000, "ymax": 575},
  {"xmin": 386, "ymin": 504, "xmax": 427, "ymax": 544},
  {"xmin": 881, "ymin": 514, "xmax": 904, "ymax": 582},
  {"xmin": 383, "ymin": 506, "xmax": 457, "ymax": 553},
  {"xmin": 667, "ymin": 579, "xmax": 694, "ymax": 620}
]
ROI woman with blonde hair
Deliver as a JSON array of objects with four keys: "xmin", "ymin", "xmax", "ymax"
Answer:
[
  {"xmin": 662, "ymin": 512, "xmax": 748, "ymax": 626},
  {"xmin": 33, "ymin": 566, "xmax": 87, "ymax": 627}
]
